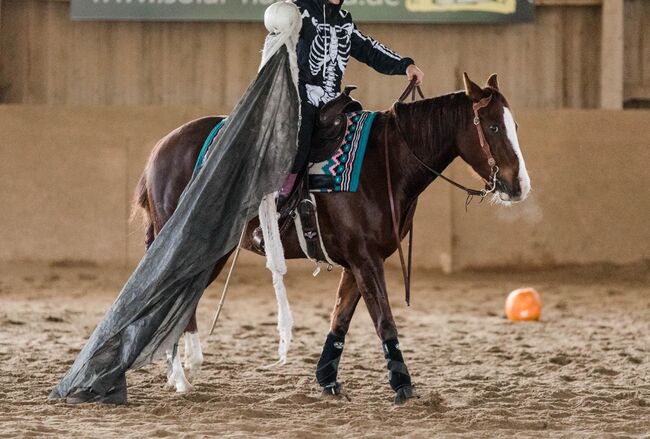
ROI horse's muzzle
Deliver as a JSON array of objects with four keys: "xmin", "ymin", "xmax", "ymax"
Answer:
[{"xmin": 494, "ymin": 178, "xmax": 525, "ymax": 203}]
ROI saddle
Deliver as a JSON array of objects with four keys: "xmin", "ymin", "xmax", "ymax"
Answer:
[{"xmin": 309, "ymin": 86, "xmax": 363, "ymax": 163}]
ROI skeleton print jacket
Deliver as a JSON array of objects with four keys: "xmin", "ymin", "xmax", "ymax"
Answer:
[{"xmin": 295, "ymin": 0, "xmax": 415, "ymax": 107}]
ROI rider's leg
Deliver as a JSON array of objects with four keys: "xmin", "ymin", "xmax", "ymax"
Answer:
[
  {"xmin": 292, "ymin": 100, "xmax": 318, "ymax": 174},
  {"xmin": 278, "ymin": 100, "xmax": 318, "ymax": 202}
]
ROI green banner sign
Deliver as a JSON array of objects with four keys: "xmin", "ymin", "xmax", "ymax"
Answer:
[{"xmin": 71, "ymin": 1, "xmax": 535, "ymax": 23}]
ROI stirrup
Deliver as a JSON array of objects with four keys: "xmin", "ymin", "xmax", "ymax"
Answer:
[{"xmin": 251, "ymin": 227, "xmax": 265, "ymax": 253}]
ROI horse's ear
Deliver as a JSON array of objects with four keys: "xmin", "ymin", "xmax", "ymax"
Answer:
[
  {"xmin": 463, "ymin": 72, "xmax": 484, "ymax": 102},
  {"xmin": 486, "ymin": 73, "xmax": 499, "ymax": 91}
]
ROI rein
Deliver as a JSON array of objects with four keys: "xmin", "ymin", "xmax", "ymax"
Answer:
[
  {"xmin": 384, "ymin": 79, "xmax": 425, "ymax": 306},
  {"xmin": 384, "ymin": 79, "xmax": 501, "ymax": 305},
  {"xmin": 384, "ymin": 126, "xmax": 413, "ymax": 306}
]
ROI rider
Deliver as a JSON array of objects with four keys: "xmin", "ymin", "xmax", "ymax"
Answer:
[{"xmin": 279, "ymin": 0, "xmax": 425, "ymax": 201}]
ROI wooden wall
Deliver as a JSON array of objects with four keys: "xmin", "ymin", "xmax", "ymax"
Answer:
[{"xmin": 0, "ymin": 0, "xmax": 647, "ymax": 110}]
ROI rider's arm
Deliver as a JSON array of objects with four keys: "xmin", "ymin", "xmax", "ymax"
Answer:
[{"xmin": 349, "ymin": 22, "xmax": 414, "ymax": 76}]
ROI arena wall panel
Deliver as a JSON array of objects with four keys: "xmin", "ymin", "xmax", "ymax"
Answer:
[
  {"xmin": 0, "ymin": 0, "xmax": 613, "ymax": 109},
  {"xmin": 1, "ymin": 106, "xmax": 648, "ymax": 271},
  {"xmin": 448, "ymin": 110, "xmax": 650, "ymax": 269}
]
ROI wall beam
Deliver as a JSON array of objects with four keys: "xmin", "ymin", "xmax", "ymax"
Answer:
[{"xmin": 600, "ymin": 0, "xmax": 624, "ymax": 109}]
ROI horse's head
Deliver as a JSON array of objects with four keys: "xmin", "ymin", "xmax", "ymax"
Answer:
[{"xmin": 458, "ymin": 73, "xmax": 531, "ymax": 205}]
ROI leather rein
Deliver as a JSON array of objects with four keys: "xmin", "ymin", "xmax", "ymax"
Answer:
[{"xmin": 384, "ymin": 79, "xmax": 500, "ymax": 305}]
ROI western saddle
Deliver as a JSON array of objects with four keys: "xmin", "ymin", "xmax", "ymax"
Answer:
[{"xmin": 308, "ymin": 85, "xmax": 363, "ymax": 163}]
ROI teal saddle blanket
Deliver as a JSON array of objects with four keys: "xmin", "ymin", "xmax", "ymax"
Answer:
[{"xmin": 194, "ymin": 111, "xmax": 378, "ymax": 193}]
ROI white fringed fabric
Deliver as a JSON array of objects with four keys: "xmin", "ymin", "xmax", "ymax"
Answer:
[
  {"xmin": 259, "ymin": 194, "xmax": 294, "ymax": 365},
  {"xmin": 257, "ymin": 1, "xmax": 302, "ymax": 365}
]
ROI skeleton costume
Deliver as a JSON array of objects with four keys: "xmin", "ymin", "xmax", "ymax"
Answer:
[{"xmin": 291, "ymin": 0, "xmax": 415, "ymax": 173}]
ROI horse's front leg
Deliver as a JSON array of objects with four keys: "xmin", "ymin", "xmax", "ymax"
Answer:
[
  {"xmin": 317, "ymin": 268, "xmax": 361, "ymax": 396},
  {"xmin": 350, "ymin": 260, "xmax": 415, "ymax": 404}
]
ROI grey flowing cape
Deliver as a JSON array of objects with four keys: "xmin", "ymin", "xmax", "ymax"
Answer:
[{"xmin": 49, "ymin": 46, "xmax": 299, "ymax": 404}]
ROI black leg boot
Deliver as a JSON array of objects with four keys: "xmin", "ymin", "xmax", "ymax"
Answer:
[
  {"xmin": 316, "ymin": 332, "xmax": 345, "ymax": 395},
  {"xmin": 383, "ymin": 338, "xmax": 415, "ymax": 404}
]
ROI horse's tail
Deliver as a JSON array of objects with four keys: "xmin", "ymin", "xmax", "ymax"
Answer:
[
  {"xmin": 131, "ymin": 171, "xmax": 156, "ymax": 249},
  {"xmin": 130, "ymin": 171, "xmax": 150, "ymax": 224}
]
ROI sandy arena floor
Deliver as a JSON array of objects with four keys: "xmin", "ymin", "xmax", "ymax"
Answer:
[{"xmin": 0, "ymin": 261, "xmax": 649, "ymax": 438}]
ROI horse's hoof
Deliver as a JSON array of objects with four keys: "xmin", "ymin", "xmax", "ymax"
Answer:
[
  {"xmin": 321, "ymin": 382, "xmax": 349, "ymax": 400},
  {"xmin": 167, "ymin": 373, "xmax": 193, "ymax": 393},
  {"xmin": 321, "ymin": 382, "xmax": 341, "ymax": 397},
  {"xmin": 184, "ymin": 362, "xmax": 201, "ymax": 383},
  {"xmin": 185, "ymin": 368, "xmax": 197, "ymax": 384},
  {"xmin": 394, "ymin": 385, "xmax": 417, "ymax": 405},
  {"xmin": 174, "ymin": 379, "xmax": 193, "ymax": 394}
]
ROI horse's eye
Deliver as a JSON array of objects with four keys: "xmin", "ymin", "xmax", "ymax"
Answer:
[{"xmin": 489, "ymin": 125, "xmax": 499, "ymax": 133}]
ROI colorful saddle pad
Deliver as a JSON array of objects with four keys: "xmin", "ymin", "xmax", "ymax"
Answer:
[
  {"xmin": 194, "ymin": 111, "xmax": 377, "ymax": 193},
  {"xmin": 308, "ymin": 111, "xmax": 377, "ymax": 193}
]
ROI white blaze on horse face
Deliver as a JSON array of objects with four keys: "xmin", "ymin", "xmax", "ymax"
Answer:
[
  {"xmin": 166, "ymin": 350, "xmax": 192, "ymax": 393},
  {"xmin": 183, "ymin": 332, "xmax": 204, "ymax": 383},
  {"xmin": 503, "ymin": 107, "xmax": 531, "ymax": 201}
]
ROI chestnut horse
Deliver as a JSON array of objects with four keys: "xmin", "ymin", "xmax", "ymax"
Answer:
[{"xmin": 132, "ymin": 73, "xmax": 530, "ymax": 404}]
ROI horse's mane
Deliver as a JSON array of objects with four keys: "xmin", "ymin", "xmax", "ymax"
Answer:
[{"xmin": 392, "ymin": 91, "xmax": 472, "ymax": 158}]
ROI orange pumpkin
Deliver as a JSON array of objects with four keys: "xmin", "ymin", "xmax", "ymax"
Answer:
[{"xmin": 505, "ymin": 288, "xmax": 542, "ymax": 321}]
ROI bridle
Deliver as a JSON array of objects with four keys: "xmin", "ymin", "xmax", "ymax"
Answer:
[
  {"xmin": 393, "ymin": 79, "xmax": 500, "ymax": 206},
  {"xmin": 384, "ymin": 79, "xmax": 501, "ymax": 306},
  {"xmin": 470, "ymin": 95, "xmax": 500, "ymax": 197}
]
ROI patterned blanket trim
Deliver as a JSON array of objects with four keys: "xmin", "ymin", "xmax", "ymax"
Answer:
[
  {"xmin": 194, "ymin": 118, "xmax": 227, "ymax": 174},
  {"xmin": 308, "ymin": 111, "xmax": 378, "ymax": 193}
]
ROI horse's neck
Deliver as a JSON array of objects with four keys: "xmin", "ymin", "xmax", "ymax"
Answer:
[{"xmin": 389, "ymin": 92, "xmax": 471, "ymax": 202}]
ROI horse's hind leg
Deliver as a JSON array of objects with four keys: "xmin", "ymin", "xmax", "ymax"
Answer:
[
  {"xmin": 146, "ymin": 202, "xmax": 196, "ymax": 392},
  {"xmin": 180, "ymin": 252, "xmax": 232, "ymax": 383},
  {"xmin": 183, "ymin": 314, "xmax": 202, "ymax": 383},
  {"xmin": 166, "ymin": 344, "xmax": 192, "ymax": 393},
  {"xmin": 317, "ymin": 269, "xmax": 360, "ymax": 396},
  {"xmin": 350, "ymin": 260, "xmax": 415, "ymax": 405}
]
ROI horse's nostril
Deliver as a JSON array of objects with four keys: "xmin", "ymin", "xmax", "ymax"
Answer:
[
  {"xmin": 499, "ymin": 178, "xmax": 521, "ymax": 197},
  {"xmin": 512, "ymin": 179, "xmax": 522, "ymax": 197}
]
